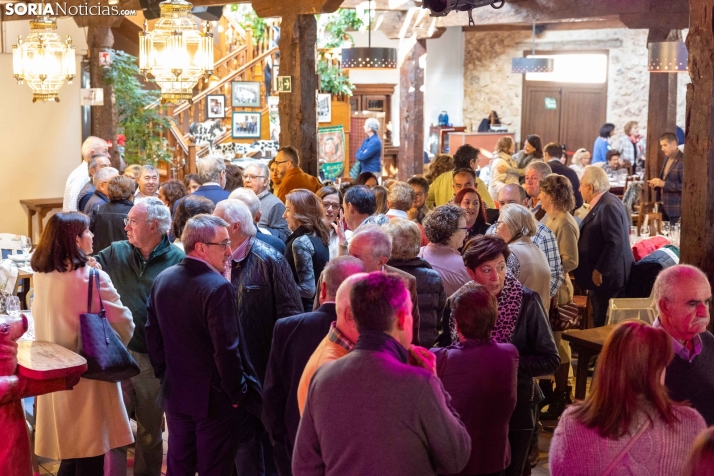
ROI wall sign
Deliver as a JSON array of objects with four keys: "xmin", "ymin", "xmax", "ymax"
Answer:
[
  {"xmin": 276, "ymin": 76, "xmax": 292, "ymax": 93},
  {"xmin": 80, "ymin": 88, "xmax": 104, "ymax": 106},
  {"xmin": 544, "ymin": 97, "xmax": 557, "ymax": 110}
]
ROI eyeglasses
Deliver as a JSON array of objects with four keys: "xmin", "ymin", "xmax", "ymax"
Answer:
[
  {"xmin": 243, "ymin": 175, "xmax": 266, "ymax": 181},
  {"xmin": 322, "ymin": 202, "xmax": 340, "ymax": 210},
  {"xmin": 203, "ymin": 240, "xmax": 231, "ymax": 251},
  {"xmin": 274, "ymin": 159, "xmax": 289, "ymax": 165},
  {"xmin": 124, "ymin": 218, "xmax": 139, "ymax": 227}
]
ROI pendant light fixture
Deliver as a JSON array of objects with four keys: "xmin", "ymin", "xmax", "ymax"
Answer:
[
  {"xmin": 12, "ymin": 16, "xmax": 76, "ymax": 103},
  {"xmin": 139, "ymin": 0, "xmax": 214, "ymax": 104},
  {"xmin": 511, "ymin": 23, "xmax": 554, "ymax": 74},
  {"xmin": 648, "ymin": 41, "xmax": 688, "ymax": 73},
  {"xmin": 341, "ymin": 0, "xmax": 397, "ymax": 69}
]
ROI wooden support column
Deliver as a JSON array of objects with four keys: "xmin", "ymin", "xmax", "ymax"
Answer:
[
  {"xmin": 398, "ymin": 38, "xmax": 426, "ymax": 181},
  {"xmin": 644, "ymin": 28, "xmax": 674, "ymax": 203},
  {"xmin": 681, "ymin": 0, "xmax": 714, "ymax": 286},
  {"xmin": 277, "ymin": 14, "xmax": 318, "ymax": 177},
  {"xmin": 87, "ymin": 25, "xmax": 119, "ymax": 169}
]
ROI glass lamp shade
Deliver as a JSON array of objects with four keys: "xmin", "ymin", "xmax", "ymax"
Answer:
[
  {"xmin": 341, "ymin": 47, "xmax": 397, "ymax": 69},
  {"xmin": 139, "ymin": 0, "xmax": 214, "ymax": 104},
  {"xmin": 12, "ymin": 17, "xmax": 76, "ymax": 103},
  {"xmin": 511, "ymin": 57, "xmax": 554, "ymax": 74},
  {"xmin": 648, "ymin": 42, "xmax": 688, "ymax": 73}
]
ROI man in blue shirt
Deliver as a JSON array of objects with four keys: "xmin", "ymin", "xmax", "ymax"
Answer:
[{"xmin": 355, "ymin": 118, "xmax": 383, "ymax": 174}]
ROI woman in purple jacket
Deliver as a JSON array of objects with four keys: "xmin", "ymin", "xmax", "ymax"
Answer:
[{"xmin": 432, "ymin": 282, "xmax": 519, "ymax": 476}]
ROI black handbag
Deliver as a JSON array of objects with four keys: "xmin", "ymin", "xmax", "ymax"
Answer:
[{"xmin": 78, "ymin": 268, "xmax": 140, "ymax": 382}]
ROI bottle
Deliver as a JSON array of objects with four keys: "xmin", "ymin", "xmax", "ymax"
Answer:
[
  {"xmin": 443, "ymin": 111, "xmax": 449, "ymax": 126},
  {"xmin": 438, "ymin": 112, "xmax": 446, "ymax": 127}
]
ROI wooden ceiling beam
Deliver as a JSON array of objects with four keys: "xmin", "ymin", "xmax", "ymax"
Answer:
[
  {"xmin": 376, "ymin": 9, "xmax": 446, "ymax": 39},
  {"xmin": 252, "ymin": 0, "xmax": 344, "ymax": 17}
]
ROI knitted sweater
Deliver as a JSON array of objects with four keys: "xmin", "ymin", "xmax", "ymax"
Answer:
[
  {"xmin": 550, "ymin": 405, "xmax": 706, "ymax": 476},
  {"xmin": 665, "ymin": 330, "xmax": 714, "ymax": 425}
]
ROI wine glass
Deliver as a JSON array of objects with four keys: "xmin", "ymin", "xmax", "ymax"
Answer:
[
  {"xmin": 630, "ymin": 226, "xmax": 638, "ymax": 245},
  {"xmin": 661, "ymin": 221, "xmax": 670, "ymax": 238},
  {"xmin": 640, "ymin": 224, "xmax": 650, "ymax": 239},
  {"xmin": 5, "ymin": 296, "xmax": 21, "ymax": 317},
  {"xmin": 21, "ymin": 237, "xmax": 32, "ymax": 264}
]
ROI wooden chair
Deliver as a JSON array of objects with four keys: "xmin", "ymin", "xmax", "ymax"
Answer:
[
  {"xmin": 636, "ymin": 202, "xmax": 659, "ymax": 231},
  {"xmin": 643, "ymin": 212, "xmax": 663, "ymax": 235},
  {"xmin": 623, "ymin": 175, "xmax": 640, "ymax": 196}
]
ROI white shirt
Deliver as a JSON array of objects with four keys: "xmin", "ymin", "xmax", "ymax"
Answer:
[
  {"xmin": 386, "ymin": 209, "xmax": 408, "ymax": 219},
  {"xmin": 134, "ymin": 189, "xmax": 159, "ymax": 204},
  {"xmin": 63, "ymin": 161, "xmax": 89, "ymax": 211}
]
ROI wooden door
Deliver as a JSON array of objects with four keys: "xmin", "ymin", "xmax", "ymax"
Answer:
[
  {"xmin": 559, "ymin": 87, "xmax": 608, "ymax": 153},
  {"xmin": 521, "ymin": 86, "xmax": 562, "ymax": 148}
]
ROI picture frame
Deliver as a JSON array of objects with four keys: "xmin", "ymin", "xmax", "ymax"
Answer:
[
  {"xmin": 206, "ymin": 94, "xmax": 226, "ymax": 119},
  {"xmin": 232, "ymin": 112, "xmax": 262, "ymax": 139},
  {"xmin": 317, "ymin": 93, "xmax": 332, "ymax": 123},
  {"xmin": 231, "ymin": 81, "xmax": 261, "ymax": 108}
]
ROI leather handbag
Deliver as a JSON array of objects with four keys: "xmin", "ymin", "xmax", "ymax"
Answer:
[
  {"xmin": 549, "ymin": 297, "xmax": 581, "ymax": 331},
  {"xmin": 78, "ymin": 268, "xmax": 140, "ymax": 382}
]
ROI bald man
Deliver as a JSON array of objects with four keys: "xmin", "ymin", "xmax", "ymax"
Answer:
[
  {"xmin": 653, "ymin": 264, "xmax": 714, "ymax": 425},
  {"xmin": 63, "ymin": 136, "xmax": 110, "ymax": 211}
]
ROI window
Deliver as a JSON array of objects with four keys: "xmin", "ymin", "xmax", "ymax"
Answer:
[{"xmin": 525, "ymin": 54, "xmax": 608, "ymax": 84}]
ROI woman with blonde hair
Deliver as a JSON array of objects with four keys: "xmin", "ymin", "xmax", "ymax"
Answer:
[
  {"xmin": 425, "ymin": 154, "xmax": 455, "ymax": 184},
  {"xmin": 283, "ymin": 189, "xmax": 331, "ymax": 312},
  {"xmin": 372, "ymin": 185, "xmax": 389, "ymax": 215},
  {"xmin": 551, "ymin": 321, "xmax": 706, "ymax": 476},
  {"xmin": 684, "ymin": 428, "xmax": 714, "ymax": 476},
  {"xmin": 569, "ymin": 148, "xmax": 591, "ymax": 178},
  {"xmin": 489, "ymin": 136, "xmax": 520, "ymax": 202}
]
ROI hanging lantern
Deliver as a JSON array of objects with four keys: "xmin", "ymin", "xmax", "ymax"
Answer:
[
  {"xmin": 341, "ymin": 1, "xmax": 397, "ymax": 70},
  {"xmin": 12, "ymin": 16, "xmax": 76, "ymax": 103},
  {"xmin": 511, "ymin": 23, "xmax": 555, "ymax": 74},
  {"xmin": 139, "ymin": 0, "xmax": 214, "ymax": 104},
  {"xmin": 648, "ymin": 42, "xmax": 688, "ymax": 73}
]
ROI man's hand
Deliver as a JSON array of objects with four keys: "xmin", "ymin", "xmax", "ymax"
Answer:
[
  {"xmin": 408, "ymin": 345, "xmax": 436, "ymax": 376},
  {"xmin": 647, "ymin": 178, "xmax": 665, "ymax": 188},
  {"xmin": 592, "ymin": 269, "xmax": 603, "ymax": 287}
]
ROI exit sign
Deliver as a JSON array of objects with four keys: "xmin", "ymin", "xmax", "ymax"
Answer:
[{"xmin": 544, "ymin": 97, "xmax": 557, "ymax": 110}]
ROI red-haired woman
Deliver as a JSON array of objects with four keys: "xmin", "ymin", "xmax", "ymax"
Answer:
[
  {"xmin": 454, "ymin": 186, "xmax": 490, "ymax": 245},
  {"xmin": 550, "ymin": 321, "xmax": 706, "ymax": 476}
]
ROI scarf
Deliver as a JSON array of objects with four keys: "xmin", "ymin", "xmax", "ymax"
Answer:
[{"xmin": 449, "ymin": 271, "xmax": 523, "ymax": 344}]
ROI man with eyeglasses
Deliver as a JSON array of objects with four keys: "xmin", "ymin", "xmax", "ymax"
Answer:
[
  {"xmin": 146, "ymin": 214, "xmax": 262, "ymax": 476},
  {"xmin": 77, "ymin": 153, "xmax": 112, "ymax": 211},
  {"xmin": 273, "ymin": 145, "xmax": 322, "ymax": 202},
  {"xmin": 243, "ymin": 163, "xmax": 290, "ymax": 241},
  {"xmin": 82, "ymin": 166, "xmax": 118, "ymax": 217},
  {"xmin": 95, "ymin": 197, "xmax": 185, "ymax": 476}
]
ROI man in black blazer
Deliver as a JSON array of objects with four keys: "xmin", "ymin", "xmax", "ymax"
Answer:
[
  {"xmin": 574, "ymin": 166, "xmax": 635, "ymax": 327},
  {"xmin": 262, "ymin": 256, "xmax": 366, "ymax": 476},
  {"xmin": 146, "ymin": 214, "xmax": 261, "ymax": 475},
  {"xmin": 174, "ymin": 155, "xmax": 231, "ymax": 212},
  {"xmin": 544, "ymin": 141, "xmax": 584, "ymax": 210}
]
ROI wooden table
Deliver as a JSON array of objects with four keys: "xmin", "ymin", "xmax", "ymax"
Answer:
[
  {"xmin": 19, "ymin": 198, "xmax": 63, "ymax": 240},
  {"xmin": 563, "ymin": 324, "xmax": 618, "ymax": 399}
]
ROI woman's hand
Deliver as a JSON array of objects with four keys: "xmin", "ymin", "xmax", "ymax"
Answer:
[
  {"xmin": 332, "ymin": 209, "xmax": 346, "ymax": 244},
  {"xmin": 87, "ymin": 257, "xmax": 102, "ymax": 270},
  {"xmin": 408, "ymin": 345, "xmax": 437, "ymax": 376},
  {"xmin": 497, "ymin": 164, "xmax": 508, "ymax": 174}
]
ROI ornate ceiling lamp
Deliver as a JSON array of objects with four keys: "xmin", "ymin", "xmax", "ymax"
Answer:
[
  {"xmin": 511, "ymin": 23, "xmax": 554, "ymax": 74},
  {"xmin": 12, "ymin": 16, "xmax": 76, "ymax": 103},
  {"xmin": 139, "ymin": 0, "xmax": 214, "ymax": 104},
  {"xmin": 341, "ymin": 0, "xmax": 397, "ymax": 70},
  {"xmin": 648, "ymin": 42, "xmax": 688, "ymax": 73}
]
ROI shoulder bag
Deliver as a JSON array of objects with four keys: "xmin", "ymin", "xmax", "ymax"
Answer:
[
  {"xmin": 78, "ymin": 268, "xmax": 140, "ymax": 382},
  {"xmin": 601, "ymin": 419, "xmax": 651, "ymax": 476},
  {"xmin": 549, "ymin": 296, "xmax": 581, "ymax": 331}
]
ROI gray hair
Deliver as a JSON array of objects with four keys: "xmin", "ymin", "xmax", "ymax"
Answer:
[
  {"xmin": 214, "ymin": 199, "xmax": 257, "ymax": 237},
  {"xmin": 140, "ymin": 164, "xmax": 158, "ymax": 178},
  {"xmin": 135, "ymin": 197, "xmax": 171, "ymax": 236},
  {"xmin": 322, "ymin": 256, "xmax": 367, "ymax": 299},
  {"xmin": 499, "ymin": 203, "xmax": 537, "ymax": 239},
  {"xmin": 387, "ymin": 182, "xmax": 415, "ymax": 211},
  {"xmin": 351, "ymin": 225, "xmax": 392, "ymax": 260},
  {"xmin": 382, "ymin": 218, "xmax": 421, "ymax": 260},
  {"xmin": 245, "ymin": 162, "xmax": 271, "ymax": 185},
  {"xmin": 229, "ymin": 188, "xmax": 261, "ymax": 221},
  {"xmin": 93, "ymin": 167, "xmax": 118, "ymax": 187},
  {"xmin": 182, "ymin": 214, "xmax": 229, "ymax": 253},
  {"xmin": 525, "ymin": 160, "xmax": 552, "ymax": 178},
  {"xmin": 88, "ymin": 154, "xmax": 109, "ymax": 174},
  {"xmin": 653, "ymin": 264, "xmax": 709, "ymax": 314},
  {"xmin": 196, "ymin": 155, "xmax": 226, "ymax": 184},
  {"xmin": 81, "ymin": 136, "xmax": 107, "ymax": 160},
  {"xmin": 581, "ymin": 165, "xmax": 610, "ymax": 194},
  {"xmin": 364, "ymin": 118, "xmax": 380, "ymax": 133}
]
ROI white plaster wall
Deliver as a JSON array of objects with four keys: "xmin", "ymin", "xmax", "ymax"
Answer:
[
  {"xmin": 0, "ymin": 53, "xmax": 83, "ymax": 239},
  {"xmin": 463, "ymin": 27, "xmax": 689, "ymax": 145},
  {"xmin": 425, "ymin": 27, "xmax": 464, "ymax": 142}
]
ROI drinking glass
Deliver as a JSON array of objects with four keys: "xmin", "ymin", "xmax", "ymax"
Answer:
[
  {"xmin": 21, "ymin": 237, "xmax": 32, "ymax": 264},
  {"xmin": 640, "ymin": 224, "xmax": 650, "ymax": 239},
  {"xmin": 661, "ymin": 221, "xmax": 670, "ymax": 238},
  {"xmin": 629, "ymin": 226, "xmax": 638, "ymax": 245},
  {"xmin": 5, "ymin": 296, "xmax": 21, "ymax": 317}
]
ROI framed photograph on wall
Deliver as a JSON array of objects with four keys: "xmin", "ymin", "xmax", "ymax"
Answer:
[
  {"xmin": 232, "ymin": 112, "xmax": 261, "ymax": 139},
  {"xmin": 231, "ymin": 81, "xmax": 261, "ymax": 108},
  {"xmin": 206, "ymin": 94, "xmax": 226, "ymax": 119},
  {"xmin": 317, "ymin": 93, "xmax": 332, "ymax": 123}
]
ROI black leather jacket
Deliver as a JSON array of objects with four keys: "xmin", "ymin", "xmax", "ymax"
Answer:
[
  {"xmin": 231, "ymin": 239, "xmax": 304, "ymax": 383},
  {"xmin": 388, "ymin": 258, "xmax": 446, "ymax": 348}
]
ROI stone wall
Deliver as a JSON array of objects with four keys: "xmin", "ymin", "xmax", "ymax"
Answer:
[{"xmin": 463, "ymin": 27, "xmax": 689, "ymax": 146}]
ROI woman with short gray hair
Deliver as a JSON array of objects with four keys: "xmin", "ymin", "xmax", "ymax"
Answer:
[
  {"xmin": 354, "ymin": 117, "xmax": 383, "ymax": 176},
  {"xmin": 384, "ymin": 218, "xmax": 446, "ymax": 347},
  {"xmin": 494, "ymin": 204, "xmax": 551, "ymax": 307}
]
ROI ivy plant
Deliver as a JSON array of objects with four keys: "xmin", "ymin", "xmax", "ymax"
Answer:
[
  {"xmin": 318, "ymin": 60, "xmax": 355, "ymax": 96},
  {"xmin": 317, "ymin": 9, "xmax": 364, "ymax": 49},
  {"xmin": 102, "ymin": 50, "xmax": 173, "ymax": 165}
]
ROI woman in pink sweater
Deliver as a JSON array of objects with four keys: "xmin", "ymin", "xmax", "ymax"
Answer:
[{"xmin": 550, "ymin": 321, "xmax": 706, "ymax": 476}]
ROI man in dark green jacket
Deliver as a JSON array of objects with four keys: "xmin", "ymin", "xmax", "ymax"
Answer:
[{"xmin": 95, "ymin": 197, "xmax": 184, "ymax": 476}]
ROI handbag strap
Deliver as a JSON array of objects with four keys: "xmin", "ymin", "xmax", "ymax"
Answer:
[
  {"xmin": 86, "ymin": 268, "xmax": 106, "ymax": 315},
  {"xmin": 601, "ymin": 418, "xmax": 651, "ymax": 476}
]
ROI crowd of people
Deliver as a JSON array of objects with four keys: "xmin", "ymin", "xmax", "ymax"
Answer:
[{"xmin": 21, "ymin": 129, "xmax": 708, "ymax": 476}]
